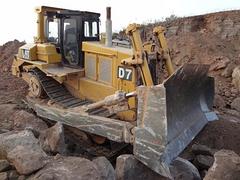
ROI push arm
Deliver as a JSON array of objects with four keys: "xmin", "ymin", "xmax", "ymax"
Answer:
[
  {"xmin": 121, "ymin": 24, "xmax": 153, "ymax": 86},
  {"xmin": 153, "ymin": 26, "xmax": 174, "ymax": 75}
]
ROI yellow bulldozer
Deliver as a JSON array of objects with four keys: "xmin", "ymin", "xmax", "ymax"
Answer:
[{"xmin": 12, "ymin": 6, "xmax": 217, "ymax": 178}]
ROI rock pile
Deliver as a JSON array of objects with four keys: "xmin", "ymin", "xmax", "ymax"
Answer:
[{"xmin": 0, "ymin": 110, "xmax": 116, "ymax": 180}]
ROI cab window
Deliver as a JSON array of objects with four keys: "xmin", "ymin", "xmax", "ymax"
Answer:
[
  {"xmin": 84, "ymin": 21, "xmax": 98, "ymax": 37},
  {"xmin": 46, "ymin": 18, "xmax": 59, "ymax": 43}
]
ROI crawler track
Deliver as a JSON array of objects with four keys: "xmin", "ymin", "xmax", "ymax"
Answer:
[
  {"xmin": 31, "ymin": 68, "xmax": 89, "ymax": 108},
  {"xmin": 31, "ymin": 68, "xmax": 114, "ymax": 117},
  {"xmin": 30, "ymin": 68, "xmax": 126, "ymax": 158}
]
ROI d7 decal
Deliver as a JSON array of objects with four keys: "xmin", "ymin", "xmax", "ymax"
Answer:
[{"xmin": 118, "ymin": 67, "xmax": 133, "ymax": 81}]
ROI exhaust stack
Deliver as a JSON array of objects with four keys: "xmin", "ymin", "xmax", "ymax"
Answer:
[{"xmin": 105, "ymin": 7, "xmax": 112, "ymax": 47}]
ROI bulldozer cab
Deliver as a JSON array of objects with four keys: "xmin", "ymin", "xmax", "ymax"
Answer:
[{"xmin": 41, "ymin": 7, "xmax": 100, "ymax": 68}]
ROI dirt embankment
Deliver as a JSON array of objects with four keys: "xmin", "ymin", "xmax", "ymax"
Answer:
[
  {"xmin": 143, "ymin": 10, "xmax": 240, "ymax": 104},
  {"xmin": 0, "ymin": 40, "xmax": 27, "ymax": 130}
]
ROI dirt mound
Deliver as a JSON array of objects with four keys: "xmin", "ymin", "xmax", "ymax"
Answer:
[
  {"xmin": 0, "ymin": 40, "xmax": 28, "ymax": 131},
  {"xmin": 0, "ymin": 40, "xmax": 27, "ymax": 105},
  {"xmin": 0, "ymin": 40, "xmax": 25, "ymax": 72},
  {"xmin": 195, "ymin": 117, "xmax": 240, "ymax": 154}
]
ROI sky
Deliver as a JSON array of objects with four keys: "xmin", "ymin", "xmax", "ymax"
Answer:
[{"xmin": 0, "ymin": 0, "xmax": 240, "ymax": 45}]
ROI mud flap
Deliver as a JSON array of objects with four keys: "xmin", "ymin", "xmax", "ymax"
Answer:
[{"xmin": 133, "ymin": 64, "xmax": 218, "ymax": 178}]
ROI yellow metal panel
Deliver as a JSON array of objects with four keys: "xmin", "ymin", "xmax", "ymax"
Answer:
[
  {"xmin": 65, "ymin": 74, "xmax": 80, "ymax": 90},
  {"xmin": 82, "ymin": 42, "xmax": 118, "ymax": 57},
  {"xmin": 37, "ymin": 44, "xmax": 61, "ymax": 63},
  {"xmin": 79, "ymin": 78, "xmax": 115, "ymax": 101}
]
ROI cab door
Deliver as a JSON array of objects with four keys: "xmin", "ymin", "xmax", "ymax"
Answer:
[{"xmin": 62, "ymin": 17, "xmax": 81, "ymax": 67}]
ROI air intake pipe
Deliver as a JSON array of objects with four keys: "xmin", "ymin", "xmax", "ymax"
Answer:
[{"xmin": 105, "ymin": 7, "xmax": 112, "ymax": 47}]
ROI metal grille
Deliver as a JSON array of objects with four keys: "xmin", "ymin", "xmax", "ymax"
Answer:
[
  {"xmin": 85, "ymin": 55, "xmax": 96, "ymax": 79},
  {"xmin": 99, "ymin": 59, "xmax": 112, "ymax": 84}
]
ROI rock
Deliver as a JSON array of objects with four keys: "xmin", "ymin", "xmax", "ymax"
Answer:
[
  {"xmin": 231, "ymin": 97, "xmax": 240, "ymax": 112},
  {"xmin": 0, "ymin": 160, "xmax": 10, "ymax": 172},
  {"xmin": 115, "ymin": 154, "xmax": 166, "ymax": 180},
  {"xmin": 191, "ymin": 144, "xmax": 216, "ymax": 156},
  {"xmin": 0, "ymin": 172, "xmax": 8, "ymax": 180},
  {"xmin": 92, "ymin": 156, "xmax": 115, "ymax": 180},
  {"xmin": 170, "ymin": 157, "xmax": 201, "ymax": 180},
  {"xmin": 200, "ymin": 170, "xmax": 208, "ymax": 179},
  {"xmin": 221, "ymin": 62, "xmax": 235, "ymax": 78},
  {"xmin": 115, "ymin": 155, "xmax": 200, "ymax": 180},
  {"xmin": 11, "ymin": 110, "xmax": 48, "ymax": 133},
  {"xmin": 225, "ymin": 109, "xmax": 240, "ymax": 118},
  {"xmin": 232, "ymin": 66, "xmax": 240, "ymax": 92},
  {"xmin": 210, "ymin": 56, "xmax": 230, "ymax": 71},
  {"xmin": 0, "ymin": 104, "xmax": 17, "ymax": 130},
  {"xmin": 204, "ymin": 150, "xmax": 240, "ymax": 180},
  {"xmin": 7, "ymin": 170, "xmax": 19, "ymax": 179},
  {"xmin": 29, "ymin": 155, "xmax": 101, "ymax": 180},
  {"xmin": 194, "ymin": 155, "xmax": 214, "ymax": 170},
  {"xmin": 7, "ymin": 145, "xmax": 48, "ymax": 175},
  {"xmin": 18, "ymin": 175, "xmax": 26, "ymax": 180},
  {"xmin": 0, "ymin": 129, "xmax": 9, "ymax": 134},
  {"xmin": 230, "ymin": 87, "xmax": 238, "ymax": 95},
  {"xmin": 224, "ymin": 91, "xmax": 231, "ymax": 97},
  {"xmin": 39, "ymin": 122, "xmax": 66, "ymax": 154},
  {"xmin": 213, "ymin": 95, "xmax": 226, "ymax": 108},
  {"xmin": 0, "ymin": 129, "xmax": 49, "ymax": 175},
  {"xmin": 0, "ymin": 130, "xmax": 42, "ymax": 159}
]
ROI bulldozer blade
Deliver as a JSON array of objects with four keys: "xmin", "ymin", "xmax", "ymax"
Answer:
[{"xmin": 134, "ymin": 64, "xmax": 218, "ymax": 178}]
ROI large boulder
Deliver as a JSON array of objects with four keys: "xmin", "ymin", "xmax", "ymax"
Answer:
[
  {"xmin": 204, "ymin": 150, "xmax": 240, "ymax": 180},
  {"xmin": 7, "ymin": 145, "xmax": 48, "ymax": 175},
  {"xmin": 11, "ymin": 110, "xmax": 48, "ymax": 133},
  {"xmin": 0, "ymin": 130, "xmax": 41, "ymax": 159},
  {"xmin": 191, "ymin": 144, "xmax": 216, "ymax": 156},
  {"xmin": 170, "ymin": 157, "xmax": 201, "ymax": 180},
  {"xmin": 39, "ymin": 122, "xmax": 66, "ymax": 154},
  {"xmin": 115, "ymin": 154, "xmax": 200, "ymax": 180},
  {"xmin": 0, "ymin": 129, "xmax": 50, "ymax": 175},
  {"xmin": 115, "ymin": 154, "xmax": 165, "ymax": 180},
  {"xmin": 232, "ymin": 66, "xmax": 240, "ymax": 92},
  {"xmin": 92, "ymin": 156, "xmax": 115, "ymax": 180},
  {"xmin": 29, "ymin": 155, "xmax": 101, "ymax": 180},
  {"xmin": 193, "ymin": 155, "xmax": 214, "ymax": 170}
]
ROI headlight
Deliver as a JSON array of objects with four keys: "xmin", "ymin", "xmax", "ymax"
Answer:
[{"xmin": 22, "ymin": 49, "xmax": 30, "ymax": 59}]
